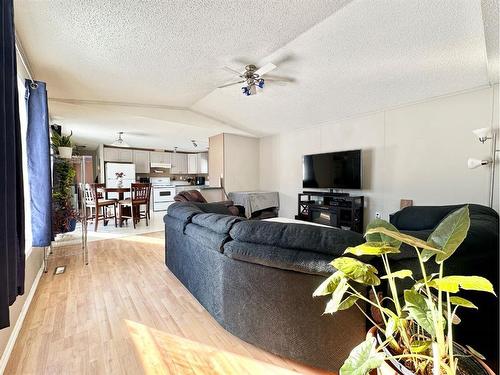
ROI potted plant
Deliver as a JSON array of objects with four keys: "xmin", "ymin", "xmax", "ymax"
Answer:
[
  {"xmin": 52, "ymin": 159, "xmax": 78, "ymax": 233},
  {"xmin": 51, "ymin": 130, "xmax": 73, "ymax": 158},
  {"xmin": 313, "ymin": 206, "xmax": 496, "ymax": 375}
]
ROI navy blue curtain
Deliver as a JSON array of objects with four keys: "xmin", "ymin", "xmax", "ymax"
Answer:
[
  {"xmin": 0, "ymin": 0, "xmax": 26, "ymax": 328},
  {"xmin": 26, "ymin": 81, "xmax": 52, "ymax": 247}
]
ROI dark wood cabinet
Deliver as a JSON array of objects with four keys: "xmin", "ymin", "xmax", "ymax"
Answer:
[{"xmin": 296, "ymin": 192, "xmax": 364, "ymax": 233}]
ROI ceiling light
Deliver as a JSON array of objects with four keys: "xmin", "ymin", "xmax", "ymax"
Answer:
[{"xmin": 111, "ymin": 132, "xmax": 130, "ymax": 147}]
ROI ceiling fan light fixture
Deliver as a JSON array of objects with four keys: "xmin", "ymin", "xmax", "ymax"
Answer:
[{"xmin": 112, "ymin": 132, "xmax": 130, "ymax": 147}]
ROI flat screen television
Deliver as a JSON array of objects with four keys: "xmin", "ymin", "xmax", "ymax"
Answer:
[{"xmin": 303, "ymin": 150, "xmax": 362, "ymax": 189}]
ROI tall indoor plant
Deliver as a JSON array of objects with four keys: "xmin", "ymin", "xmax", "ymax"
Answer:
[
  {"xmin": 52, "ymin": 159, "xmax": 77, "ymax": 233},
  {"xmin": 313, "ymin": 206, "xmax": 496, "ymax": 375}
]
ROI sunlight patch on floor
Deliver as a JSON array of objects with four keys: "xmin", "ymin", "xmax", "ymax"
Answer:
[{"xmin": 126, "ymin": 320, "xmax": 301, "ymax": 375}]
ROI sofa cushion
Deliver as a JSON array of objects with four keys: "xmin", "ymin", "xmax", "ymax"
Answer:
[
  {"xmin": 192, "ymin": 213, "xmax": 245, "ymax": 235},
  {"xmin": 229, "ymin": 220, "xmax": 364, "ymax": 256},
  {"xmin": 166, "ymin": 202, "xmax": 234, "ymax": 224},
  {"xmin": 185, "ymin": 223, "xmax": 230, "ymax": 252},
  {"xmin": 223, "ymin": 240, "xmax": 335, "ymax": 276}
]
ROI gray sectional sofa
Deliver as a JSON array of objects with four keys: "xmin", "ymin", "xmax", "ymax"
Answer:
[{"xmin": 164, "ymin": 202, "xmax": 367, "ymax": 371}]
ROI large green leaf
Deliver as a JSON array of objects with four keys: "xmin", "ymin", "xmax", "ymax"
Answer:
[
  {"xmin": 381, "ymin": 269, "xmax": 413, "ymax": 280},
  {"xmin": 449, "ymin": 296, "xmax": 478, "ymax": 309},
  {"xmin": 324, "ymin": 278, "xmax": 349, "ymax": 314},
  {"xmin": 410, "ymin": 340, "xmax": 432, "ymax": 354},
  {"xmin": 429, "ymin": 276, "xmax": 496, "ymax": 295},
  {"xmin": 331, "ymin": 257, "xmax": 380, "ymax": 286},
  {"xmin": 365, "ymin": 218, "xmax": 402, "ymax": 249},
  {"xmin": 403, "ymin": 290, "xmax": 436, "ymax": 337},
  {"xmin": 422, "ymin": 206, "xmax": 470, "ymax": 263},
  {"xmin": 313, "ymin": 271, "xmax": 345, "ymax": 297},
  {"xmin": 339, "ymin": 338, "xmax": 385, "ymax": 375},
  {"xmin": 338, "ymin": 295, "xmax": 359, "ymax": 311},
  {"xmin": 365, "ymin": 227, "xmax": 441, "ymax": 252},
  {"xmin": 344, "ymin": 242, "xmax": 400, "ymax": 256}
]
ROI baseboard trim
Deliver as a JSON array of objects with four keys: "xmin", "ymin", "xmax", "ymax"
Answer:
[{"xmin": 0, "ymin": 265, "xmax": 43, "ymax": 374}]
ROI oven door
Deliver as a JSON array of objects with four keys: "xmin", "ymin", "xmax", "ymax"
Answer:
[{"xmin": 153, "ymin": 187, "xmax": 175, "ymax": 203}]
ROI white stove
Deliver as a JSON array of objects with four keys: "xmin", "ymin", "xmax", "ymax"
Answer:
[{"xmin": 150, "ymin": 177, "xmax": 176, "ymax": 212}]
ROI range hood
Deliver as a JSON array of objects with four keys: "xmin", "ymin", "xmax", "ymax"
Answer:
[{"xmin": 150, "ymin": 162, "xmax": 171, "ymax": 168}]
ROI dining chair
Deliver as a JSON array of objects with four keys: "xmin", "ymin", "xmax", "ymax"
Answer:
[
  {"xmin": 83, "ymin": 183, "xmax": 117, "ymax": 231},
  {"xmin": 118, "ymin": 183, "xmax": 150, "ymax": 228}
]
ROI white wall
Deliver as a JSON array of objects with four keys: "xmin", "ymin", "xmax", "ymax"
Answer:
[
  {"xmin": 223, "ymin": 133, "xmax": 260, "ymax": 193},
  {"xmin": 259, "ymin": 85, "xmax": 499, "ymax": 224}
]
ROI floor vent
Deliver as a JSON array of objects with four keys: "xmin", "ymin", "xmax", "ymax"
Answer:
[{"xmin": 54, "ymin": 266, "xmax": 66, "ymax": 275}]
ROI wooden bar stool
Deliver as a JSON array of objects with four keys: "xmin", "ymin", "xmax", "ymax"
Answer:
[
  {"xmin": 118, "ymin": 183, "xmax": 151, "ymax": 228},
  {"xmin": 83, "ymin": 183, "xmax": 117, "ymax": 231}
]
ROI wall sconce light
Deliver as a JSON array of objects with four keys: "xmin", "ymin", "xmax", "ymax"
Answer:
[
  {"xmin": 472, "ymin": 127, "xmax": 493, "ymax": 143},
  {"xmin": 467, "ymin": 158, "xmax": 490, "ymax": 169},
  {"xmin": 469, "ymin": 127, "xmax": 498, "ymax": 208}
]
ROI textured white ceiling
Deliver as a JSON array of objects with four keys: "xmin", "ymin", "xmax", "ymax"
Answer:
[
  {"xmin": 14, "ymin": 0, "xmax": 350, "ymax": 106},
  {"xmin": 193, "ymin": 0, "xmax": 495, "ymax": 133},
  {"xmin": 14, "ymin": 0, "xmax": 498, "ymax": 144},
  {"xmin": 48, "ymin": 100, "xmax": 250, "ymax": 151}
]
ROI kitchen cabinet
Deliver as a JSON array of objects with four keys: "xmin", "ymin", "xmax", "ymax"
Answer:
[
  {"xmin": 150, "ymin": 151, "xmax": 171, "ymax": 164},
  {"xmin": 187, "ymin": 154, "xmax": 198, "ymax": 174},
  {"xmin": 197, "ymin": 152, "xmax": 208, "ymax": 174},
  {"xmin": 171, "ymin": 153, "xmax": 188, "ymax": 174},
  {"xmin": 133, "ymin": 150, "xmax": 150, "ymax": 173},
  {"xmin": 103, "ymin": 147, "xmax": 133, "ymax": 162}
]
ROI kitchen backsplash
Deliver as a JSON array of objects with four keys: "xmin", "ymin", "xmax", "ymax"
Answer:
[{"xmin": 136, "ymin": 172, "xmax": 208, "ymax": 184}]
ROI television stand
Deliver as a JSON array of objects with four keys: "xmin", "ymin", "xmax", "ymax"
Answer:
[{"xmin": 296, "ymin": 192, "xmax": 364, "ymax": 233}]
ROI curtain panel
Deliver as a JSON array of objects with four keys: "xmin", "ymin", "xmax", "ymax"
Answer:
[
  {"xmin": 26, "ymin": 80, "xmax": 52, "ymax": 247},
  {"xmin": 0, "ymin": 0, "xmax": 26, "ymax": 329}
]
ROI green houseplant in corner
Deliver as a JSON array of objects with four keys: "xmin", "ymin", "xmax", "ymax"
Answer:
[
  {"xmin": 52, "ymin": 159, "xmax": 78, "ymax": 234},
  {"xmin": 313, "ymin": 206, "xmax": 496, "ymax": 375},
  {"xmin": 51, "ymin": 130, "xmax": 73, "ymax": 158}
]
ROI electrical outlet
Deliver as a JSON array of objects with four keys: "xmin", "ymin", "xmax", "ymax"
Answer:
[{"xmin": 375, "ymin": 212, "xmax": 381, "ymax": 219}]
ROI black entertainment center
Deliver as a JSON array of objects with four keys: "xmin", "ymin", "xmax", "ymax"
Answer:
[
  {"xmin": 299, "ymin": 149, "xmax": 364, "ymax": 232},
  {"xmin": 296, "ymin": 191, "xmax": 364, "ymax": 233}
]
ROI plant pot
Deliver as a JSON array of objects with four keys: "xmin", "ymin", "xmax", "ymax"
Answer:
[
  {"xmin": 116, "ymin": 177, "xmax": 123, "ymax": 188},
  {"xmin": 367, "ymin": 326, "xmax": 495, "ymax": 375},
  {"xmin": 67, "ymin": 218, "xmax": 77, "ymax": 232},
  {"xmin": 58, "ymin": 146, "xmax": 73, "ymax": 159}
]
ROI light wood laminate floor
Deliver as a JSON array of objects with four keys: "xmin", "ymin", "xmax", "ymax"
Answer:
[{"xmin": 5, "ymin": 232, "xmax": 334, "ymax": 375}]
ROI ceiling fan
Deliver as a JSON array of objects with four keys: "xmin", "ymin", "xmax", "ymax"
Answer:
[{"xmin": 218, "ymin": 62, "xmax": 293, "ymax": 96}]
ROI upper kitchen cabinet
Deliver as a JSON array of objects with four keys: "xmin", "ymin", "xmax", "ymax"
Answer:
[
  {"xmin": 150, "ymin": 151, "xmax": 171, "ymax": 165},
  {"xmin": 171, "ymin": 153, "xmax": 188, "ymax": 174},
  {"xmin": 187, "ymin": 154, "xmax": 197, "ymax": 174},
  {"xmin": 197, "ymin": 152, "xmax": 208, "ymax": 174},
  {"xmin": 133, "ymin": 150, "xmax": 150, "ymax": 173},
  {"xmin": 103, "ymin": 147, "xmax": 133, "ymax": 162}
]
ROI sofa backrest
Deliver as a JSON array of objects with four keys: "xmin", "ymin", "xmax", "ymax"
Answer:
[
  {"xmin": 229, "ymin": 220, "xmax": 364, "ymax": 257},
  {"xmin": 389, "ymin": 204, "xmax": 498, "ymax": 231}
]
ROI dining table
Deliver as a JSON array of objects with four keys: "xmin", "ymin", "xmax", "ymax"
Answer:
[
  {"xmin": 98, "ymin": 187, "xmax": 132, "ymax": 226},
  {"xmin": 99, "ymin": 187, "xmax": 130, "ymax": 201}
]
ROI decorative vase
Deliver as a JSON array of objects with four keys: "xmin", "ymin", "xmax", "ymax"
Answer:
[
  {"xmin": 116, "ymin": 177, "xmax": 123, "ymax": 188},
  {"xmin": 58, "ymin": 146, "xmax": 73, "ymax": 159}
]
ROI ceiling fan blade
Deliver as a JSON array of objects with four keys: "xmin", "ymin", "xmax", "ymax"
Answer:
[
  {"xmin": 223, "ymin": 66, "xmax": 244, "ymax": 76},
  {"xmin": 218, "ymin": 80, "xmax": 245, "ymax": 88},
  {"xmin": 264, "ymin": 79, "xmax": 288, "ymax": 86},
  {"xmin": 265, "ymin": 75, "xmax": 295, "ymax": 83},
  {"xmin": 255, "ymin": 62, "xmax": 277, "ymax": 76}
]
